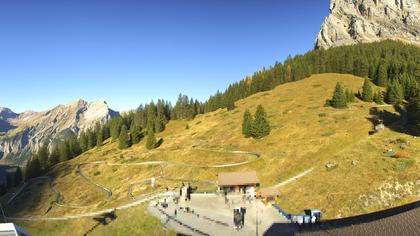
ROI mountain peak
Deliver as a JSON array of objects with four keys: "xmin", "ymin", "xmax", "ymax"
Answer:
[
  {"xmin": 0, "ymin": 99, "xmax": 118, "ymax": 165},
  {"xmin": 0, "ymin": 107, "xmax": 18, "ymax": 120},
  {"xmin": 315, "ymin": 0, "xmax": 420, "ymax": 49}
]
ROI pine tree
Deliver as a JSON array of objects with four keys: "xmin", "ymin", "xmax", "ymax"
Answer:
[
  {"xmin": 79, "ymin": 130, "xmax": 88, "ymax": 152},
  {"xmin": 385, "ymin": 80, "xmax": 404, "ymax": 105},
  {"xmin": 110, "ymin": 117, "xmax": 122, "ymax": 140},
  {"xmin": 68, "ymin": 135, "xmax": 81, "ymax": 158},
  {"xmin": 47, "ymin": 145, "xmax": 60, "ymax": 169},
  {"xmin": 251, "ymin": 105, "xmax": 271, "ymax": 139},
  {"xmin": 407, "ymin": 87, "xmax": 420, "ymax": 133},
  {"xmin": 102, "ymin": 125, "xmax": 110, "ymax": 140},
  {"xmin": 36, "ymin": 144, "xmax": 49, "ymax": 171},
  {"xmin": 59, "ymin": 142, "xmax": 70, "ymax": 163},
  {"xmin": 373, "ymin": 90, "xmax": 384, "ymax": 104},
  {"xmin": 23, "ymin": 159, "xmax": 31, "ymax": 181},
  {"xmin": 130, "ymin": 122, "xmax": 143, "ymax": 144},
  {"xmin": 118, "ymin": 125, "xmax": 131, "ymax": 149},
  {"xmin": 242, "ymin": 109, "xmax": 253, "ymax": 138},
  {"xmin": 96, "ymin": 126, "xmax": 103, "ymax": 147},
  {"xmin": 145, "ymin": 129, "xmax": 157, "ymax": 150},
  {"xmin": 376, "ymin": 64, "xmax": 388, "ymax": 87},
  {"xmin": 31, "ymin": 156, "xmax": 41, "ymax": 177},
  {"xmin": 226, "ymin": 96, "xmax": 235, "ymax": 111},
  {"xmin": 330, "ymin": 82, "xmax": 347, "ymax": 108},
  {"xmin": 14, "ymin": 166, "xmax": 22, "ymax": 186},
  {"xmin": 345, "ymin": 88, "xmax": 355, "ymax": 103},
  {"xmin": 87, "ymin": 129, "xmax": 96, "ymax": 150},
  {"xmin": 26, "ymin": 155, "xmax": 41, "ymax": 179},
  {"xmin": 362, "ymin": 78, "xmax": 373, "ymax": 102}
]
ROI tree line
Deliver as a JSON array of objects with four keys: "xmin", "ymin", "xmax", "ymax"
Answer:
[
  {"xmin": 204, "ymin": 40, "xmax": 419, "ymax": 132},
  {"xmin": 20, "ymin": 40, "xmax": 420, "ymax": 184}
]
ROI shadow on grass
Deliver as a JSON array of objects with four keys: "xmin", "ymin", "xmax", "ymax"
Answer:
[
  {"xmin": 368, "ymin": 106, "xmax": 419, "ymax": 136},
  {"xmin": 83, "ymin": 210, "xmax": 117, "ymax": 236}
]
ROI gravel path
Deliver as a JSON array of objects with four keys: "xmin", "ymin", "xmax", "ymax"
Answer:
[
  {"xmin": 273, "ymin": 168, "xmax": 314, "ymax": 188},
  {"xmin": 3, "ymin": 149, "xmax": 261, "ymax": 221}
]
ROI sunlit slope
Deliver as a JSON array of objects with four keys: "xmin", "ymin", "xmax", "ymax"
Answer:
[{"xmin": 4, "ymin": 73, "xmax": 419, "ymax": 235}]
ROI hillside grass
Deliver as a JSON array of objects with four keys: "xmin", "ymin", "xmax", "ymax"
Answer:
[{"xmin": 2, "ymin": 73, "xmax": 418, "ymax": 235}]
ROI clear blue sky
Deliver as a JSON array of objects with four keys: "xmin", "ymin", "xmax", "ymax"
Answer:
[{"xmin": 0, "ymin": 0, "xmax": 328, "ymax": 113}]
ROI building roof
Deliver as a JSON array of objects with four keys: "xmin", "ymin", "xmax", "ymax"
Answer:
[
  {"xmin": 260, "ymin": 187, "xmax": 279, "ymax": 197},
  {"xmin": 217, "ymin": 171, "xmax": 260, "ymax": 186}
]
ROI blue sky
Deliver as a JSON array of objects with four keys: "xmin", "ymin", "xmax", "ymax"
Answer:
[{"xmin": 0, "ymin": 0, "xmax": 328, "ymax": 113}]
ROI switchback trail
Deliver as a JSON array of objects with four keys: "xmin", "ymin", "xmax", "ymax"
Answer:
[{"xmin": 3, "ymin": 149, "xmax": 261, "ymax": 221}]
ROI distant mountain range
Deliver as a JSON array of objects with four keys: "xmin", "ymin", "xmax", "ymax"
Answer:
[
  {"xmin": 0, "ymin": 99, "xmax": 118, "ymax": 165},
  {"xmin": 316, "ymin": 0, "xmax": 420, "ymax": 49}
]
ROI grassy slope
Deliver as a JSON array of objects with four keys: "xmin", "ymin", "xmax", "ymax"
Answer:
[{"xmin": 3, "ymin": 73, "xmax": 419, "ymax": 235}]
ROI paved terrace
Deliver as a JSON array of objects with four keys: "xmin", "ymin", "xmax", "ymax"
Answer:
[{"xmin": 148, "ymin": 193, "xmax": 288, "ymax": 236}]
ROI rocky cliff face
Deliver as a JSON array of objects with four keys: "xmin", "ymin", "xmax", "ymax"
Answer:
[
  {"xmin": 0, "ymin": 100, "xmax": 118, "ymax": 165},
  {"xmin": 315, "ymin": 0, "xmax": 420, "ymax": 49}
]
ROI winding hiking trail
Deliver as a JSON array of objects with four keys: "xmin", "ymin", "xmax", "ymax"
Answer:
[
  {"xmin": 3, "ymin": 149, "xmax": 262, "ymax": 221},
  {"xmin": 3, "ymin": 149, "xmax": 313, "ymax": 221}
]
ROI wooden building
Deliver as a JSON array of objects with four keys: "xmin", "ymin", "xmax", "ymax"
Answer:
[{"xmin": 217, "ymin": 171, "xmax": 260, "ymax": 193}]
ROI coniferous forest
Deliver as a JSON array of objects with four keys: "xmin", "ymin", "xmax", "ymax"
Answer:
[{"xmin": 21, "ymin": 40, "xmax": 420, "ymax": 181}]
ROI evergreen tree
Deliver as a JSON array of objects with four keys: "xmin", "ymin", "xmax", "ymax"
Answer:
[
  {"xmin": 86, "ymin": 129, "xmax": 96, "ymax": 150},
  {"xmin": 110, "ymin": 117, "xmax": 122, "ymax": 140},
  {"xmin": 407, "ymin": 87, "xmax": 420, "ymax": 133},
  {"xmin": 399, "ymin": 74, "xmax": 418, "ymax": 100},
  {"xmin": 345, "ymin": 88, "xmax": 355, "ymax": 103},
  {"xmin": 385, "ymin": 80, "xmax": 404, "ymax": 105},
  {"xmin": 330, "ymin": 82, "xmax": 348, "ymax": 108},
  {"xmin": 96, "ymin": 125, "xmax": 103, "ymax": 147},
  {"xmin": 376, "ymin": 63, "xmax": 388, "ymax": 86},
  {"xmin": 36, "ymin": 144, "xmax": 49, "ymax": 171},
  {"xmin": 362, "ymin": 78, "xmax": 373, "ymax": 102},
  {"xmin": 251, "ymin": 105, "xmax": 271, "ymax": 139},
  {"xmin": 130, "ymin": 122, "xmax": 143, "ymax": 144},
  {"xmin": 102, "ymin": 124, "xmax": 110, "ymax": 140},
  {"xmin": 23, "ymin": 159, "xmax": 31, "ymax": 181},
  {"xmin": 26, "ymin": 155, "xmax": 41, "ymax": 179},
  {"xmin": 47, "ymin": 145, "xmax": 60, "ymax": 168},
  {"xmin": 79, "ymin": 130, "xmax": 88, "ymax": 152},
  {"xmin": 14, "ymin": 166, "xmax": 22, "ymax": 186},
  {"xmin": 145, "ymin": 129, "xmax": 157, "ymax": 150},
  {"xmin": 68, "ymin": 135, "xmax": 82, "ymax": 158},
  {"xmin": 242, "ymin": 109, "xmax": 253, "ymax": 138},
  {"xmin": 226, "ymin": 96, "xmax": 235, "ymax": 111},
  {"xmin": 373, "ymin": 90, "xmax": 384, "ymax": 104},
  {"xmin": 31, "ymin": 156, "xmax": 41, "ymax": 178},
  {"xmin": 59, "ymin": 142, "xmax": 70, "ymax": 162},
  {"xmin": 118, "ymin": 125, "xmax": 131, "ymax": 149}
]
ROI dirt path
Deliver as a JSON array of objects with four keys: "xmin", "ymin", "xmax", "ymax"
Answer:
[
  {"xmin": 3, "ymin": 149, "xmax": 261, "ymax": 221},
  {"xmin": 4, "ymin": 192, "xmax": 169, "ymax": 221},
  {"xmin": 273, "ymin": 168, "xmax": 314, "ymax": 188}
]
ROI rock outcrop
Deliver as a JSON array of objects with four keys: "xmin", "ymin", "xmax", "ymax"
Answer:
[
  {"xmin": 315, "ymin": 0, "xmax": 420, "ymax": 49},
  {"xmin": 0, "ymin": 100, "xmax": 118, "ymax": 165}
]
